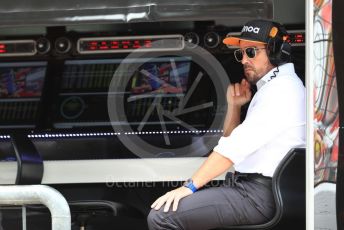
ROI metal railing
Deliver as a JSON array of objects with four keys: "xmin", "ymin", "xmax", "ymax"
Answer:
[{"xmin": 0, "ymin": 185, "xmax": 71, "ymax": 230}]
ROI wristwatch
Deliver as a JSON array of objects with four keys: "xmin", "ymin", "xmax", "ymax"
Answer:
[{"xmin": 183, "ymin": 178, "xmax": 198, "ymax": 193}]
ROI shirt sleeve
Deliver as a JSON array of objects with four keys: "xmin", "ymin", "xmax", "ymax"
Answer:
[{"xmin": 213, "ymin": 78, "xmax": 305, "ymax": 164}]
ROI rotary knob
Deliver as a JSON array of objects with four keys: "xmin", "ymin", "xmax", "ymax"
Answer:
[
  {"xmin": 204, "ymin": 32, "xmax": 220, "ymax": 49},
  {"xmin": 184, "ymin": 32, "xmax": 199, "ymax": 48},
  {"xmin": 36, "ymin": 37, "xmax": 50, "ymax": 54},
  {"xmin": 55, "ymin": 37, "xmax": 71, "ymax": 54}
]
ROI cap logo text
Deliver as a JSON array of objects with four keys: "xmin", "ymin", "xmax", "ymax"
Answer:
[{"xmin": 242, "ymin": 26, "xmax": 260, "ymax": 34}]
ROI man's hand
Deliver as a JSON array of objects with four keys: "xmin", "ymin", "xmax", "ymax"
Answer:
[
  {"xmin": 150, "ymin": 186, "xmax": 193, "ymax": 212},
  {"xmin": 227, "ymin": 79, "xmax": 252, "ymax": 107}
]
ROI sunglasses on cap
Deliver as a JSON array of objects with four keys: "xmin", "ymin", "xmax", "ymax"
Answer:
[{"xmin": 234, "ymin": 47, "xmax": 266, "ymax": 62}]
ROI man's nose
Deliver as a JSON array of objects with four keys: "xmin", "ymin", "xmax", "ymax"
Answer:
[{"xmin": 241, "ymin": 51, "xmax": 249, "ymax": 65}]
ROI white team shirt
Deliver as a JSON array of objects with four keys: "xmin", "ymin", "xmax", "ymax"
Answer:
[{"xmin": 213, "ymin": 63, "xmax": 306, "ymax": 177}]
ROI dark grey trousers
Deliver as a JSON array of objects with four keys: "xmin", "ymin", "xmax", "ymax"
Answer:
[
  {"xmin": 147, "ymin": 174, "xmax": 275, "ymax": 230},
  {"xmin": 0, "ymin": 211, "xmax": 3, "ymax": 230}
]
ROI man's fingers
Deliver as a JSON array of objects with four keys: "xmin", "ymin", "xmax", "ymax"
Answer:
[
  {"xmin": 234, "ymin": 83, "xmax": 241, "ymax": 96},
  {"xmin": 151, "ymin": 187, "xmax": 192, "ymax": 212},
  {"xmin": 240, "ymin": 79, "xmax": 252, "ymax": 99},
  {"xmin": 246, "ymin": 87, "xmax": 252, "ymax": 98},
  {"xmin": 229, "ymin": 84, "xmax": 234, "ymax": 97},
  {"xmin": 163, "ymin": 193, "xmax": 175, "ymax": 212},
  {"xmin": 154, "ymin": 193, "xmax": 169, "ymax": 210},
  {"xmin": 172, "ymin": 196, "xmax": 181, "ymax": 211},
  {"xmin": 241, "ymin": 79, "xmax": 250, "ymax": 90},
  {"xmin": 154, "ymin": 198, "xmax": 165, "ymax": 210},
  {"xmin": 151, "ymin": 197, "xmax": 161, "ymax": 209}
]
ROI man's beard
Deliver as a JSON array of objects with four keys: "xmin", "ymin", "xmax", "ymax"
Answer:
[{"xmin": 243, "ymin": 64, "xmax": 259, "ymax": 85}]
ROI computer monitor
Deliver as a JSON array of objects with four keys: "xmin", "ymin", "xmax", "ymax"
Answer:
[
  {"xmin": 129, "ymin": 57, "xmax": 190, "ymax": 95},
  {"xmin": 0, "ymin": 61, "xmax": 47, "ymax": 128},
  {"xmin": 0, "ymin": 62, "xmax": 46, "ymax": 98}
]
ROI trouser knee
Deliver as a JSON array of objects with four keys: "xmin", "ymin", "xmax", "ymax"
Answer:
[
  {"xmin": 147, "ymin": 209, "xmax": 162, "ymax": 230},
  {"xmin": 147, "ymin": 209, "xmax": 178, "ymax": 230}
]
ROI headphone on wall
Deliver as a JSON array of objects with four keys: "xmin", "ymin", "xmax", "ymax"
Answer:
[{"xmin": 267, "ymin": 22, "xmax": 291, "ymax": 66}]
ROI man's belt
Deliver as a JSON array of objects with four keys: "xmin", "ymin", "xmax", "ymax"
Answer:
[
  {"xmin": 225, "ymin": 171, "xmax": 272, "ymax": 188},
  {"xmin": 243, "ymin": 172, "xmax": 272, "ymax": 187}
]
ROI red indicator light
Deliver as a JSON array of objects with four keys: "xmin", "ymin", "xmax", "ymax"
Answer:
[
  {"xmin": 133, "ymin": 40, "xmax": 141, "ymax": 49},
  {"xmin": 111, "ymin": 41, "xmax": 119, "ymax": 49},
  {"xmin": 144, "ymin": 40, "xmax": 152, "ymax": 48},
  {"xmin": 121, "ymin": 40, "xmax": 130, "ymax": 49},
  {"xmin": 0, "ymin": 43, "xmax": 6, "ymax": 53},
  {"xmin": 295, "ymin": 34, "xmax": 304, "ymax": 38},
  {"xmin": 87, "ymin": 41, "xmax": 98, "ymax": 50},
  {"xmin": 79, "ymin": 35, "xmax": 182, "ymax": 53},
  {"xmin": 295, "ymin": 39, "xmax": 303, "ymax": 43},
  {"xmin": 99, "ymin": 41, "xmax": 110, "ymax": 49}
]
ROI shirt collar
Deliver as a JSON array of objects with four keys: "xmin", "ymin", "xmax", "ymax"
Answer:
[{"xmin": 256, "ymin": 63, "xmax": 295, "ymax": 91}]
